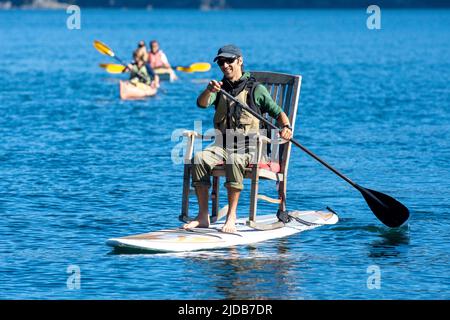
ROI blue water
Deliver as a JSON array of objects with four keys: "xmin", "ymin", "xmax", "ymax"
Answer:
[{"xmin": 0, "ymin": 9, "xmax": 449, "ymax": 299}]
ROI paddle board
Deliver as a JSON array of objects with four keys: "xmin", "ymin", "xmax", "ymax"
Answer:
[{"xmin": 107, "ymin": 210, "xmax": 338, "ymax": 253}]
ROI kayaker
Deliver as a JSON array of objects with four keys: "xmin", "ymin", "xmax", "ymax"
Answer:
[
  {"xmin": 183, "ymin": 44, "xmax": 293, "ymax": 233},
  {"xmin": 127, "ymin": 52, "xmax": 158, "ymax": 88},
  {"xmin": 133, "ymin": 41, "xmax": 160, "ymax": 87},
  {"xmin": 148, "ymin": 40, "xmax": 178, "ymax": 81},
  {"xmin": 135, "ymin": 40, "xmax": 148, "ymax": 62}
]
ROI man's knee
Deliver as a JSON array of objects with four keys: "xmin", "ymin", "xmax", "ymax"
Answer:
[{"xmin": 225, "ymin": 182, "xmax": 244, "ymax": 191}]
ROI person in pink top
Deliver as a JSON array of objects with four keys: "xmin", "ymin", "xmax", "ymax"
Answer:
[{"xmin": 148, "ymin": 40, "xmax": 178, "ymax": 81}]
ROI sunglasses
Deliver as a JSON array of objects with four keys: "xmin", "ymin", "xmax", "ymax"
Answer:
[{"xmin": 217, "ymin": 57, "xmax": 237, "ymax": 66}]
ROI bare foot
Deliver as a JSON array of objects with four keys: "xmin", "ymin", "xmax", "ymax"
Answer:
[
  {"xmin": 221, "ymin": 217, "xmax": 237, "ymax": 233},
  {"xmin": 183, "ymin": 214, "xmax": 210, "ymax": 230}
]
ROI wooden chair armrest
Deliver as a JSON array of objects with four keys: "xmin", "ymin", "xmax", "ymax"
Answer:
[
  {"xmin": 183, "ymin": 131, "xmax": 197, "ymax": 162},
  {"xmin": 183, "ymin": 130, "xmax": 202, "ymax": 139},
  {"xmin": 182, "ymin": 130, "xmax": 215, "ymax": 141},
  {"xmin": 182, "ymin": 130, "xmax": 216, "ymax": 162}
]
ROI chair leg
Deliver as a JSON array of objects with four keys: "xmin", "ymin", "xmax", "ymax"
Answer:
[
  {"xmin": 211, "ymin": 176, "xmax": 219, "ymax": 222},
  {"xmin": 247, "ymin": 174, "xmax": 286, "ymax": 230},
  {"xmin": 180, "ymin": 164, "xmax": 191, "ymax": 222},
  {"xmin": 278, "ymin": 180, "xmax": 287, "ymax": 212},
  {"xmin": 249, "ymin": 167, "xmax": 259, "ymax": 223}
]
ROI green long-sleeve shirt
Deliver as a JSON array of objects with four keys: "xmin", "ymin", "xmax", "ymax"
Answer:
[
  {"xmin": 129, "ymin": 64, "xmax": 152, "ymax": 85},
  {"xmin": 197, "ymin": 72, "xmax": 283, "ymax": 119}
]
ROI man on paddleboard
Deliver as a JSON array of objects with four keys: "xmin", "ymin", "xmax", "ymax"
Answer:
[{"xmin": 183, "ymin": 45, "xmax": 293, "ymax": 233}]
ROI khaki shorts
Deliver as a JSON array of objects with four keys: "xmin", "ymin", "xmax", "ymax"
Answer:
[{"xmin": 191, "ymin": 144, "xmax": 254, "ymax": 191}]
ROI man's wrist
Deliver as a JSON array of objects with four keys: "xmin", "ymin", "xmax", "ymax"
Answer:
[{"xmin": 282, "ymin": 124, "xmax": 292, "ymax": 130}]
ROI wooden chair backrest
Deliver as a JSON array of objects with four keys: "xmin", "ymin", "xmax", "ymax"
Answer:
[{"xmin": 250, "ymin": 71, "xmax": 302, "ymax": 177}]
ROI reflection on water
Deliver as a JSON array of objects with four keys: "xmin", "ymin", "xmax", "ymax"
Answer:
[
  {"xmin": 195, "ymin": 241, "xmax": 300, "ymax": 299},
  {"xmin": 111, "ymin": 239, "xmax": 306, "ymax": 299},
  {"xmin": 368, "ymin": 225, "xmax": 410, "ymax": 259}
]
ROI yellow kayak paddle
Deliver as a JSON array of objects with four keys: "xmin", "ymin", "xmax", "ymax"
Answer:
[
  {"xmin": 94, "ymin": 40, "xmax": 211, "ymax": 74},
  {"xmin": 99, "ymin": 63, "xmax": 126, "ymax": 74},
  {"xmin": 175, "ymin": 62, "xmax": 211, "ymax": 73},
  {"xmin": 100, "ymin": 62, "xmax": 211, "ymax": 75}
]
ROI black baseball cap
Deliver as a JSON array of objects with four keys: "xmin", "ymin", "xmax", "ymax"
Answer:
[{"xmin": 213, "ymin": 44, "xmax": 242, "ymax": 62}]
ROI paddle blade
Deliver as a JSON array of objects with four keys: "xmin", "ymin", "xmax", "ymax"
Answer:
[
  {"xmin": 188, "ymin": 62, "xmax": 211, "ymax": 72},
  {"xmin": 175, "ymin": 66, "xmax": 193, "ymax": 73},
  {"xmin": 99, "ymin": 63, "xmax": 126, "ymax": 74},
  {"xmin": 176, "ymin": 62, "xmax": 211, "ymax": 73},
  {"xmin": 359, "ymin": 187, "xmax": 410, "ymax": 228},
  {"xmin": 93, "ymin": 40, "xmax": 114, "ymax": 57}
]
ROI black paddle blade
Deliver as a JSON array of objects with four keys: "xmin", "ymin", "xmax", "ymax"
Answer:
[{"xmin": 358, "ymin": 187, "xmax": 410, "ymax": 228}]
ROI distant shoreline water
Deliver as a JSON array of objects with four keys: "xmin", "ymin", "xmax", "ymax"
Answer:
[
  {"xmin": 2, "ymin": 0, "xmax": 450, "ymax": 11},
  {"xmin": 2, "ymin": 7, "xmax": 450, "ymax": 12}
]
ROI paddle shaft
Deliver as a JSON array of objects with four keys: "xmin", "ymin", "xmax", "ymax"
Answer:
[
  {"xmin": 219, "ymin": 89, "xmax": 359, "ymax": 189},
  {"xmin": 220, "ymin": 89, "xmax": 410, "ymax": 228},
  {"xmin": 111, "ymin": 55, "xmax": 127, "ymax": 68}
]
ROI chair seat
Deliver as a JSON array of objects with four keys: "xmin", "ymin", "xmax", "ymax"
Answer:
[
  {"xmin": 211, "ymin": 161, "xmax": 283, "ymax": 181},
  {"xmin": 248, "ymin": 161, "xmax": 281, "ymax": 173},
  {"xmin": 213, "ymin": 161, "xmax": 281, "ymax": 173}
]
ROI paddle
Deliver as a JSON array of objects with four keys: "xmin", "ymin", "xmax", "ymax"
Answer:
[
  {"xmin": 94, "ymin": 40, "xmax": 211, "ymax": 76},
  {"xmin": 219, "ymin": 89, "xmax": 410, "ymax": 228},
  {"xmin": 99, "ymin": 62, "xmax": 211, "ymax": 74},
  {"xmin": 99, "ymin": 63, "xmax": 126, "ymax": 74},
  {"xmin": 94, "ymin": 39, "xmax": 211, "ymax": 72},
  {"xmin": 175, "ymin": 62, "xmax": 211, "ymax": 73},
  {"xmin": 94, "ymin": 40, "xmax": 150, "ymax": 83},
  {"xmin": 100, "ymin": 62, "xmax": 211, "ymax": 74},
  {"xmin": 94, "ymin": 40, "xmax": 129, "ymax": 68}
]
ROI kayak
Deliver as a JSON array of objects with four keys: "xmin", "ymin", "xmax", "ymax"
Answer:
[
  {"xmin": 154, "ymin": 67, "xmax": 177, "ymax": 82},
  {"xmin": 106, "ymin": 210, "xmax": 338, "ymax": 253},
  {"xmin": 119, "ymin": 80, "xmax": 157, "ymax": 100}
]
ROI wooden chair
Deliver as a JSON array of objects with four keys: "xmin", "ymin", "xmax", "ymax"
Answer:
[{"xmin": 179, "ymin": 71, "xmax": 302, "ymax": 230}]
